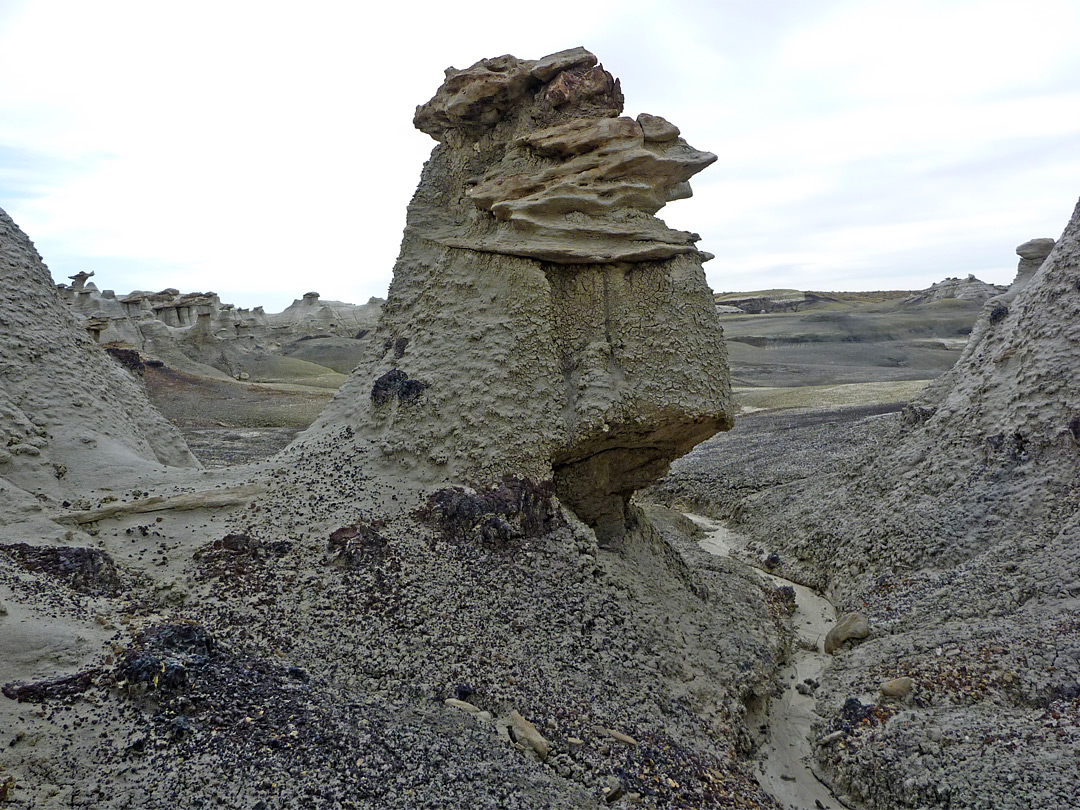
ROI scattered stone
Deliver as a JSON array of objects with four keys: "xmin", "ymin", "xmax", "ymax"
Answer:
[
  {"xmin": 508, "ymin": 710, "xmax": 550, "ymax": 761},
  {"xmin": 817, "ymin": 729, "xmax": 847, "ymax": 746},
  {"xmin": 880, "ymin": 677, "xmax": 914, "ymax": 698},
  {"xmin": 824, "ymin": 612, "xmax": 870, "ymax": 654},
  {"xmin": 444, "ymin": 698, "xmax": 482, "ymax": 714},
  {"xmin": 839, "ymin": 698, "xmax": 874, "ymax": 725},
  {"xmin": 596, "ymin": 726, "xmax": 638, "ymax": 745}
]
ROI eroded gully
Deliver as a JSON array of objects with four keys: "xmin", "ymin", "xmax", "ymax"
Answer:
[{"xmin": 685, "ymin": 514, "xmax": 844, "ymax": 810}]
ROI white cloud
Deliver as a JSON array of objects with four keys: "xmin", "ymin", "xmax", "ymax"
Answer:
[{"xmin": 0, "ymin": 0, "xmax": 1078, "ymax": 309}]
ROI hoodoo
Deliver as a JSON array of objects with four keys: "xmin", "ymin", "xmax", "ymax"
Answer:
[{"xmin": 297, "ymin": 47, "xmax": 732, "ymax": 540}]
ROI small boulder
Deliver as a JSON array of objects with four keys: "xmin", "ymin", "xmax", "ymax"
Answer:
[
  {"xmin": 880, "ymin": 676, "xmax": 914, "ymax": 698},
  {"xmin": 508, "ymin": 710, "xmax": 550, "ymax": 760},
  {"xmin": 824, "ymin": 611, "xmax": 870, "ymax": 654}
]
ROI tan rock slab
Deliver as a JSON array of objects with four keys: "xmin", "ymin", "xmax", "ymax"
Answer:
[
  {"xmin": 880, "ymin": 677, "xmax": 914, "ymax": 698},
  {"xmin": 508, "ymin": 710, "xmax": 550, "ymax": 760},
  {"xmin": 824, "ymin": 611, "xmax": 870, "ymax": 654},
  {"xmin": 444, "ymin": 698, "xmax": 481, "ymax": 714},
  {"xmin": 595, "ymin": 726, "xmax": 638, "ymax": 745}
]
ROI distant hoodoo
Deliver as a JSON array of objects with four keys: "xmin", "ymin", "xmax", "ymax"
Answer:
[{"xmin": 298, "ymin": 47, "xmax": 733, "ymax": 541}]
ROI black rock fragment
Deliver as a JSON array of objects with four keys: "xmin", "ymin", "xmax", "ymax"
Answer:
[
  {"xmin": 418, "ymin": 477, "xmax": 561, "ymax": 549},
  {"xmin": 1, "ymin": 543, "xmax": 123, "ymax": 596},
  {"xmin": 2, "ymin": 669, "xmax": 100, "ymax": 703},
  {"xmin": 371, "ymin": 368, "xmax": 429, "ymax": 406},
  {"xmin": 327, "ymin": 522, "xmax": 389, "ymax": 567}
]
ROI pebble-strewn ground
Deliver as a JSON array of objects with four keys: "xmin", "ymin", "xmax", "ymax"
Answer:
[
  {"xmin": 649, "ymin": 406, "xmax": 1080, "ymax": 810},
  {"xmin": 1, "ymin": 456, "xmax": 792, "ymax": 809}
]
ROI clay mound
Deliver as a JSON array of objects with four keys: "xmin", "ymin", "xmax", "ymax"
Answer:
[
  {"xmin": 651, "ymin": 200, "xmax": 1080, "ymax": 809},
  {"xmin": 901, "ymin": 274, "xmax": 1006, "ymax": 306},
  {"xmin": 286, "ymin": 47, "xmax": 732, "ymax": 541},
  {"xmin": 0, "ymin": 207, "xmax": 198, "ymax": 494},
  {"xmin": 714, "ymin": 199, "xmax": 1080, "ymax": 575}
]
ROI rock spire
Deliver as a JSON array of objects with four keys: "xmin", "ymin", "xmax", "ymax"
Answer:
[{"xmin": 294, "ymin": 47, "xmax": 732, "ymax": 540}]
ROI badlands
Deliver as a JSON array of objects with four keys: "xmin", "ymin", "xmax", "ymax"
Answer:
[{"xmin": 2, "ymin": 47, "xmax": 1078, "ymax": 810}]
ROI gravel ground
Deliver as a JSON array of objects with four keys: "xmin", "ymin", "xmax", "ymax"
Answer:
[
  {"xmin": 645, "ymin": 406, "xmax": 1080, "ymax": 809},
  {"xmin": 2, "ymin": 463, "xmax": 791, "ymax": 809}
]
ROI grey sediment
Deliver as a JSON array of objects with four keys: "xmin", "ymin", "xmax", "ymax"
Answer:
[{"xmin": 688, "ymin": 513, "xmax": 844, "ymax": 810}]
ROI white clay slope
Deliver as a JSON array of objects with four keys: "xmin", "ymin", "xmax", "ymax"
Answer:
[{"xmin": 0, "ymin": 207, "xmax": 198, "ymax": 497}]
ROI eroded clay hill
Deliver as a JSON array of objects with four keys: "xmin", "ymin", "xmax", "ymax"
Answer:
[
  {"xmin": 782, "ymin": 207, "xmax": 1076, "ymax": 575},
  {"xmin": 0, "ymin": 208, "xmax": 197, "ymax": 499},
  {"xmin": 653, "ymin": 202, "xmax": 1080, "ymax": 809},
  {"xmin": 291, "ymin": 47, "xmax": 732, "ymax": 541}
]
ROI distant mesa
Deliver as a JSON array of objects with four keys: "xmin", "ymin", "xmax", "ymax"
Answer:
[
  {"xmin": 712, "ymin": 276, "xmax": 1009, "ymax": 316},
  {"xmin": 714, "ymin": 289, "xmax": 810, "ymax": 314},
  {"xmin": 712, "ymin": 288, "xmax": 913, "ymax": 314},
  {"xmin": 901, "ymin": 274, "xmax": 1006, "ymax": 306}
]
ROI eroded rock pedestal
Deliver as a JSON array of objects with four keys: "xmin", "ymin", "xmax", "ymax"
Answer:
[{"xmin": 301, "ymin": 48, "xmax": 732, "ymax": 540}]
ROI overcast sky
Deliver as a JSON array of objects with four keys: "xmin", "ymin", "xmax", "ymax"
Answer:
[{"xmin": 1, "ymin": 0, "xmax": 1078, "ymax": 312}]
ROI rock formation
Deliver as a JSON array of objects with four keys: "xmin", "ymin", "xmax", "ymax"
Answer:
[
  {"xmin": 296, "ymin": 47, "xmax": 732, "ymax": 540},
  {"xmin": 908, "ymin": 228, "xmax": 1074, "ymax": 475},
  {"xmin": 1008, "ymin": 236, "xmax": 1055, "ymax": 296},
  {"xmin": 0, "ymin": 207, "xmax": 197, "ymax": 494},
  {"xmin": 55, "ymin": 279, "xmax": 383, "ymax": 381},
  {"xmin": 901, "ymin": 273, "xmax": 1006, "ymax": 306}
]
